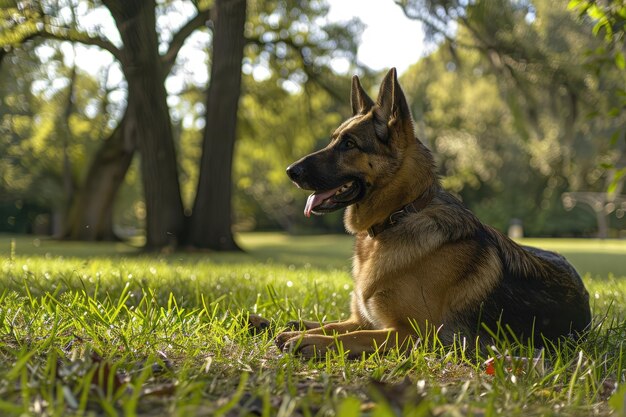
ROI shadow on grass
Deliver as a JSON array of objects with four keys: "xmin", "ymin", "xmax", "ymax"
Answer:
[
  {"xmin": 2, "ymin": 233, "xmax": 624, "ymax": 276},
  {"xmin": 0, "ymin": 232, "xmax": 353, "ymax": 271}
]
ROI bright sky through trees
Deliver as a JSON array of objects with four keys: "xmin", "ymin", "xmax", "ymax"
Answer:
[
  {"xmin": 42, "ymin": 0, "xmax": 426, "ymax": 87},
  {"xmin": 327, "ymin": 0, "xmax": 426, "ymax": 73}
]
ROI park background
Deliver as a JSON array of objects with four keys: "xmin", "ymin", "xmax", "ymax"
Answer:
[
  {"xmin": 2, "ymin": 1, "xmax": 626, "ymax": 416},
  {"xmin": 1, "ymin": 0, "xmax": 625, "ymax": 247}
]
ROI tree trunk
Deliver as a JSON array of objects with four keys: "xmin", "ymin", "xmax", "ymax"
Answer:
[
  {"xmin": 57, "ymin": 64, "xmax": 77, "ymax": 238},
  {"xmin": 189, "ymin": 0, "xmax": 247, "ymax": 251},
  {"xmin": 104, "ymin": 0, "xmax": 185, "ymax": 249},
  {"xmin": 0, "ymin": 48, "xmax": 8, "ymax": 70},
  {"xmin": 596, "ymin": 209, "xmax": 608, "ymax": 239},
  {"xmin": 62, "ymin": 117, "xmax": 134, "ymax": 240}
]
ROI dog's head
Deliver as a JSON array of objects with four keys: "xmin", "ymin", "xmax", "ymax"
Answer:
[{"xmin": 287, "ymin": 68, "xmax": 433, "ymax": 227}]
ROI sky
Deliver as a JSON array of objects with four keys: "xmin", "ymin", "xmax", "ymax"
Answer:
[{"xmin": 326, "ymin": 0, "xmax": 426, "ymax": 74}]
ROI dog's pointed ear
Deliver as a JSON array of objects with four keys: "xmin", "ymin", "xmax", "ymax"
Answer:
[
  {"xmin": 351, "ymin": 75, "xmax": 375, "ymax": 116},
  {"xmin": 374, "ymin": 68, "xmax": 411, "ymax": 133}
]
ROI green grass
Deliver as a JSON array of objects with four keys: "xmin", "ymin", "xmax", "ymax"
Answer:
[{"xmin": 1, "ymin": 233, "xmax": 625, "ymax": 416}]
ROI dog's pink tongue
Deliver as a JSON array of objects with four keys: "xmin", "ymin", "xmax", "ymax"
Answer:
[{"xmin": 304, "ymin": 189, "xmax": 338, "ymax": 217}]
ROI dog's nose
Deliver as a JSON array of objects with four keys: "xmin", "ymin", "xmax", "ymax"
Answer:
[{"xmin": 286, "ymin": 163, "xmax": 304, "ymax": 182}]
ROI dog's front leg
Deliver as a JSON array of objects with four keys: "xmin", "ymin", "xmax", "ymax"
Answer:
[
  {"xmin": 279, "ymin": 329, "xmax": 405, "ymax": 358},
  {"xmin": 285, "ymin": 318, "xmax": 338, "ymax": 331},
  {"xmin": 275, "ymin": 319, "xmax": 362, "ymax": 351}
]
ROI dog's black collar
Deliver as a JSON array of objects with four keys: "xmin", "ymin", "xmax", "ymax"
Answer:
[{"xmin": 367, "ymin": 188, "xmax": 436, "ymax": 238}]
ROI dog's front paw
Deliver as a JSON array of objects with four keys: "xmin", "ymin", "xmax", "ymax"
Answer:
[
  {"xmin": 293, "ymin": 341, "xmax": 331, "ymax": 359},
  {"xmin": 275, "ymin": 331, "xmax": 302, "ymax": 350},
  {"xmin": 285, "ymin": 320, "xmax": 306, "ymax": 330},
  {"xmin": 246, "ymin": 313, "xmax": 271, "ymax": 335},
  {"xmin": 276, "ymin": 334, "xmax": 334, "ymax": 358}
]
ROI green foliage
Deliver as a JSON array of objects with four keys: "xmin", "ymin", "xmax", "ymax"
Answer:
[
  {"xmin": 2, "ymin": 0, "xmax": 624, "ymax": 240},
  {"xmin": 0, "ymin": 41, "xmax": 134, "ymax": 233},
  {"xmin": 568, "ymin": 0, "xmax": 626, "ymax": 43},
  {"xmin": 568, "ymin": 0, "xmax": 626, "ymax": 192},
  {"xmin": 401, "ymin": 0, "xmax": 626, "ymax": 236},
  {"xmin": 2, "ymin": 0, "xmax": 365, "ymax": 238},
  {"xmin": 2, "ymin": 49, "xmax": 87, "ymax": 201},
  {"xmin": 233, "ymin": 74, "xmax": 350, "ymax": 232},
  {"xmin": 245, "ymin": 0, "xmax": 364, "ymax": 82},
  {"xmin": 0, "ymin": 3, "xmax": 42, "ymax": 48}
]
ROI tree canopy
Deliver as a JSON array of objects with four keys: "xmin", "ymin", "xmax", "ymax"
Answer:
[
  {"xmin": 1, "ymin": 0, "xmax": 624, "ymax": 241},
  {"xmin": 1, "ymin": 0, "xmax": 363, "ymax": 247}
]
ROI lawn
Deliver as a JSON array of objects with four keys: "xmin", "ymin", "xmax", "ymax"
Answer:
[{"xmin": 1, "ymin": 233, "xmax": 625, "ymax": 416}]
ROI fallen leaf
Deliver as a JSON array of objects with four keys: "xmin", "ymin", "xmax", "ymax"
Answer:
[
  {"xmin": 141, "ymin": 383, "xmax": 177, "ymax": 398},
  {"xmin": 89, "ymin": 351, "xmax": 124, "ymax": 395}
]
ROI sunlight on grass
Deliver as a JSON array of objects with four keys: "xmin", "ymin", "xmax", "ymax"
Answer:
[
  {"xmin": 2, "ymin": 232, "xmax": 624, "ymax": 276},
  {"xmin": 0, "ymin": 233, "xmax": 625, "ymax": 416}
]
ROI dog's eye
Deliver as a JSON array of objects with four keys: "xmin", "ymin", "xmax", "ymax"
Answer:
[{"xmin": 341, "ymin": 139, "xmax": 357, "ymax": 150}]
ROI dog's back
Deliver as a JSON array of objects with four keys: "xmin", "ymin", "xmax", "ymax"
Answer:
[
  {"xmin": 354, "ymin": 187, "xmax": 592, "ymax": 347},
  {"xmin": 457, "ymin": 225, "xmax": 591, "ymax": 345}
]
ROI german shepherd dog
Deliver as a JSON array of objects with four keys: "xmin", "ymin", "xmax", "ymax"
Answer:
[{"xmin": 277, "ymin": 68, "xmax": 591, "ymax": 357}]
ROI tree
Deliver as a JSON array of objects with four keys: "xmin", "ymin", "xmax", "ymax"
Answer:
[
  {"xmin": 188, "ymin": 0, "xmax": 363, "ymax": 249},
  {"xmin": 0, "ymin": 40, "xmax": 131, "ymax": 235},
  {"xmin": 399, "ymin": 0, "xmax": 624, "ymax": 236},
  {"xmin": 1, "ymin": 3, "xmax": 134, "ymax": 240},
  {"xmin": 101, "ymin": 0, "xmax": 193, "ymax": 249},
  {"xmin": 1, "ymin": 0, "xmax": 211, "ymax": 248},
  {"xmin": 64, "ymin": 116, "xmax": 134, "ymax": 240},
  {"xmin": 190, "ymin": 0, "xmax": 246, "ymax": 251},
  {"xmin": 61, "ymin": 61, "xmax": 132, "ymax": 241},
  {"xmin": 2, "ymin": 0, "xmax": 362, "ymax": 248},
  {"xmin": 568, "ymin": 0, "xmax": 626, "ymax": 191}
]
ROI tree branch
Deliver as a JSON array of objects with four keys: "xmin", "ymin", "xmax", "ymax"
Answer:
[
  {"xmin": 395, "ymin": 1, "xmax": 478, "ymax": 51},
  {"xmin": 11, "ymin": 22, "xmax": 125, "ymax": 65},
  {"xmin": 246, "ymin": 35, "xmax": 347, "ymax": 102},
  {"xmin": 161, "ymin": 8, "xmax": 212, "ymax": 75},
  {"xmin": 39, "ymin": 26, "xmax": 125, "ymax": 64}
]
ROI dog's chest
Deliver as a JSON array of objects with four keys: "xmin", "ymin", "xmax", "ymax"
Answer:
[
  {"xmin": 353, "ymin": 288, "xmax": 383, "ymax": 327},
  {"xmin": 352, "ymin": 235, "xmax": 414, "ymax": 327},
  {"xmin": 351, "ymin": 233, "xmax": 452, "ymax": 329}
]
